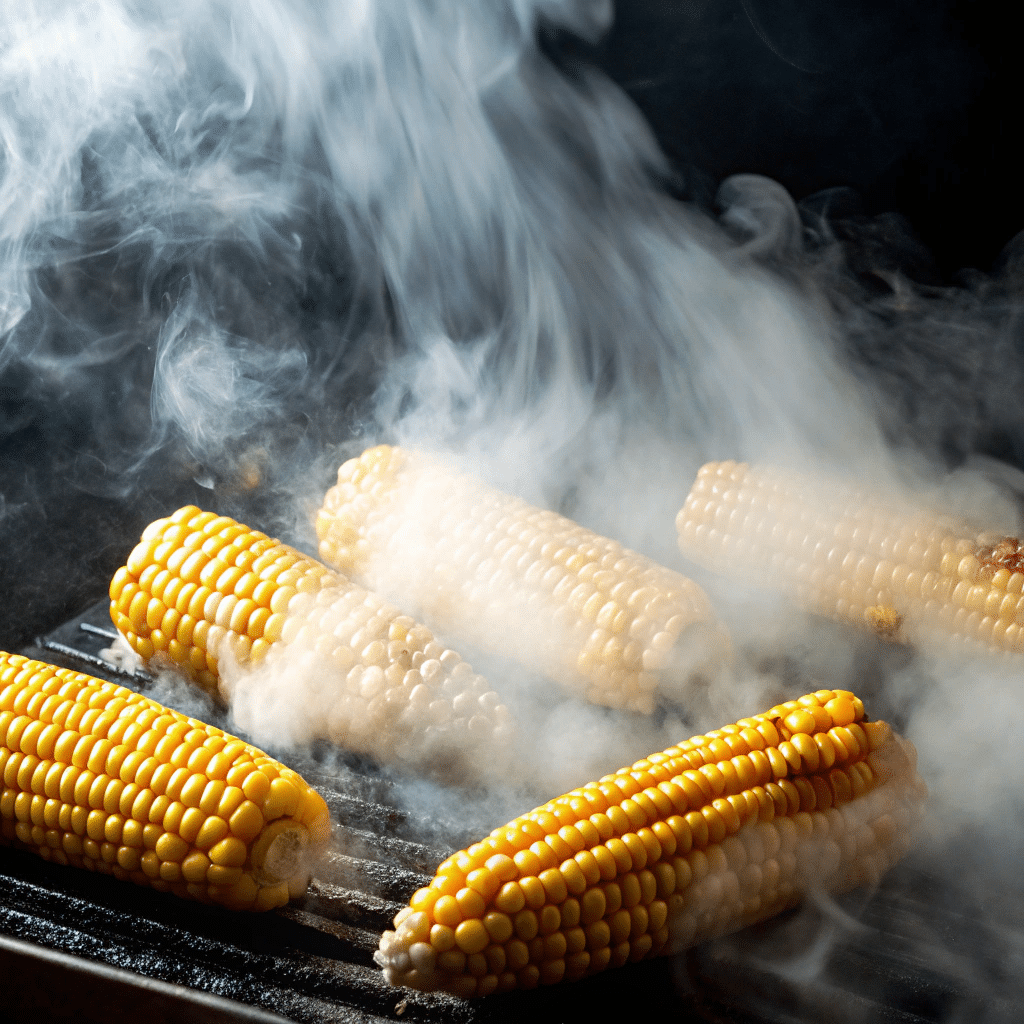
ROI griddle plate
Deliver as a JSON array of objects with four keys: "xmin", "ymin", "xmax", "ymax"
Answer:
[{"xmin": 2, "ymin": 603, "xmax": 1020, "ymax": 1023}]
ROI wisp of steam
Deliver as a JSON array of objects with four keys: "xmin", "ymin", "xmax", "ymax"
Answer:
[{"xmin": 2, "ymin": 0, "xmax": 1022, "ymax": 1016}]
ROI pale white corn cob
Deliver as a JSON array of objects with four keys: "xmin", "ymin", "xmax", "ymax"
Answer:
[
  {"xmin": 316, "ymin": 446, "xmax": 730, "ymax": 716},
  {"xmin": 677, "ymin": 460, "xmax": 1024, "ymax": 656}
]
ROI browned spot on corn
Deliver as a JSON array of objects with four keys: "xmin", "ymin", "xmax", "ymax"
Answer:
[
  {"xmin": 976, "ymin": 537, "xmax": 1024, "ymax": 575},
  {"xmin": 865, "ymin": 606, "xmax": 903, "ymax": 641}
]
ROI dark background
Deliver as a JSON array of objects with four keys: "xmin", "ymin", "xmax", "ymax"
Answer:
[
  {"xmin": 1, "ymin": 0, "xmax": 1018, "ymax": 645},
  {"xmin": 597, "ymin": 0, "xmax": 1012, "ymax": 278}
]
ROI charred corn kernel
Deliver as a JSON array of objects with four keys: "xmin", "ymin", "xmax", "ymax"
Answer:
[
  {"xmin": 677, "ymin": 460, "xmax": 1024, "ymax": 657},
  {"xmin": 0, "ymin": 653, "xmax": 331, "ymax": 910},
  {"xmin": 111, "ymin": 507, "xmax": 512, "ymax": 774},
  {"xmin": 376, "ymin": 689, "xmax": 926, "ymax": 995},
  {"xmin": 316, "ymin": 445, "xmax": 730, "ymax": 715}
]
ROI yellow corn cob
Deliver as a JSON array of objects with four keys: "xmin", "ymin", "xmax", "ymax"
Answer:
[
  {"xmin": 677, "ymin": 460, "xmax": 1024, "ymax": 656},
  {"xmin": 316, "ymin": 445, "xmax": 730, "ymax": 716},
  {"xmin": 109, "ymin": 506, "xmax": 513, "ymax": 770},
  {"xmin": 0, "ymin": 652, "xmax": 330, "ymax": 911},
  {"xmin": 375, "ymin": 689, "xmax": 925, "ymax": 996}
]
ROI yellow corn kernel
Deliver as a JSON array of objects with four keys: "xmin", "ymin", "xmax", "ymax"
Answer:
[
  {"xmin": 375, "ymin": 689, "xmax": 925, "ymax": 995},
  {"xmin": 315, "ymin": 445, "xmax": 730, "ymax": 716},
  {"xmin": 0, "ymin": 653, "xmax": 331, "ymax": 910}
]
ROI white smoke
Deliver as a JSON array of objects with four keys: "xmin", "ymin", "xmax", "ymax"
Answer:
[
  {"xmin": 1, "ymin": 0, "xmax": 886, "ymax": 498},
  {"xmin": 2, "ymin": 0, "xmax": 1022, "ymax": 1016}
]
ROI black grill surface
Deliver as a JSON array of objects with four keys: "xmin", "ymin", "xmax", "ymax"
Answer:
[{"xmin": 2, "ymin": 602, "xmax": 1021, "ymax": 1024}]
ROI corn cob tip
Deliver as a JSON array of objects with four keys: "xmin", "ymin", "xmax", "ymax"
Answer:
[
  {"xmin": 0, "ymin": 652, "xmax": 332, "ymax": 911},
  {"xmin": 250, "ymin": 815, "xmax": 327, "ymax": 896},
  {"xmin": 375, "ymin": 688, "xmax": 925, "ymax": 996}
]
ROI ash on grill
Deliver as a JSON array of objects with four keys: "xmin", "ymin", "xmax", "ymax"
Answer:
[{"xmin": 2, "ymin": 602, "xmax": 1019, "ymax": 1024}]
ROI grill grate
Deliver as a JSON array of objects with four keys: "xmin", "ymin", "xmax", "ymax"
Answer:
[{"xmin": 2, "ymin": 601, "xmax": 1021, "ymax": 1023}]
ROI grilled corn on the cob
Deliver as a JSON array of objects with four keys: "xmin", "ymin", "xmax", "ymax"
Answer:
[
  {"xmin": 677, "ymin": 460, "xmax": 1024, "ymax": 656},
  {"xmin": 375, "ymin": 688, "xmax": 925, "ymax": 995},
  {"xmin": 0, "ymin": 652, "xmax": 330, "ymax": 910},
  {"xmin": 316, "ymin": 445, "xmax": 729, "ymax": 716},
  {"xmin": 110, "ymin": 507, "xmax": 513, "ymax": 772}
]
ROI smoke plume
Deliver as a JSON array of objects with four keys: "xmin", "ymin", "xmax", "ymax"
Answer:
[{"xmin": 3, "ymin": 0, "xmax": 1023, "ymax": 1017}]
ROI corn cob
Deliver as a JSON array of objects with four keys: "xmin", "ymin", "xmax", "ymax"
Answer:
[
  {"xmin": 0, "ymin": 652, "xmax": 330, "ymax": 910},
  {"xmin": 676, "ymin": 460, "xmax": 1024, "ymax": 657},
  {"xmin": 109, "ymin": 506, "xmax": 512, "ymax": 771},
  {"xmin": 315, "ymin": 445, "xmax": 729, "ymax": 716},
  {"xmin": 375, "ymin": 689, "xmax": 925, "ymax": 996}
]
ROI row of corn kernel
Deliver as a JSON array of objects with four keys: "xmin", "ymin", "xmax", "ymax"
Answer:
[{"xmin": 433, "ymin": 690, "xmax": 877, "ymax": 864}]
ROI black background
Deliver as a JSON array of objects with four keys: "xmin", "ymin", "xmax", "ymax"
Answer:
[{"xmin": 596, "ymin": 0, "xmax": 1014, "ymax": 277}]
